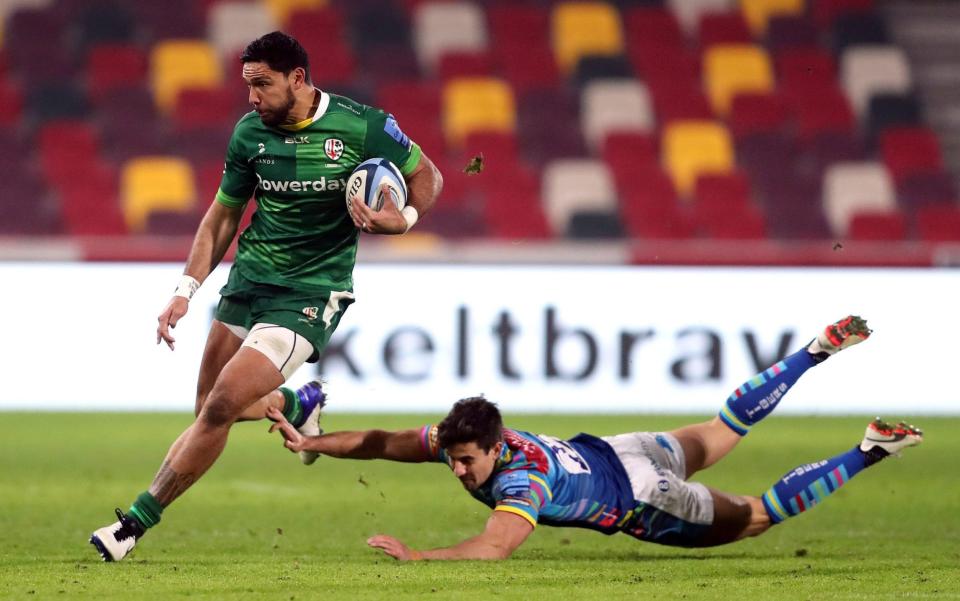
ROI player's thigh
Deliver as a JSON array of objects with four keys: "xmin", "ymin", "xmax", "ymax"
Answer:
[
  {"xmin": 250, "ymin": 287, "xmax": 355, "ymax": 362},
  {"xmin": 195, "ymin": 320, "xmax": 245, "ymax": 415}
]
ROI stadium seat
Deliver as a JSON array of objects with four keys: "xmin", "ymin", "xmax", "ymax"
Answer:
[
  {"xmin": 897, "ymin": 172, "xmax": 958, "ymax": 211},
  {"xmin": 667, "ymin": 0, "xmax": 735, "ymax": 35},
  {"xmin": 662, "ymin": 120, "xmax": 736, "ymax": 196},
  {"xmin": 286, "ymin": 7, "xmax": 345, "ymax": 46},
  {"xmin": 442, "ymin": 77, "xmax": 516, "ymax": 148},
  {"xmin": 150, "ymin": 40, "xmax": 223, "ymax": 113},
  {"xmin": 694, "ymin": 170, "xmax": 754, "ymax": 215},
  {"xmin": 207, "ymin": 1, "xmax": 279, "ymax": 59},
  {"xmin": 703, "ymin": 44, "xmax": 775, "ymax": 116},
  {"xmin": 811, "ymin": 0, "xmax": 874, "ymax": 29},
  {"xmin": 831, "ymin": 11, "xmax": 889, "ymax": 53},
  {"xmin": 26, "ymin": 82, "xmax": 89, "ymax": 124},
  {"xmin": 86, "ymin": 44, "xmax": 148, "ymax": 101},
  {"xmin": 840, "ymin": 46, "xmax": 912, "ymax": 118},
  {"xmin": 0, "ymin": 80, "xmax": 22, "ymax": 127},
  {"xmin": 848, "ymin": 210, "xmax": 908, "ymax": 241},
  {"xmin": 879, "ymin": 127, "xmax": 944, "ymax": 184},
  {"xmin": 357, "ymin": 43, "xmax": 420, "ymax": 85},
  {"xmin": 571, "ymin": 55, "xmax": 634, "ymax": 89},
  {"xmin": 0, "ymin": 173, "xmax": 61, "ymax": 235},
  {"xmin": 488, "ymin": 4, "xmax": 555, "ymax": 93},
  {"xmin": 618, "ymin": 167, "xmax": 696, "ymax": 239},
  {"xmin": 4, "ymin": 6, "xmax": 71, "ymax": 81},
  {"xmin": 739, "ymin": 0, "xmax": 804, "ymax": 35},
  {"xmin": 729, "ymin": 92, "xmax": 790, "ymax": 137},
  {"xmin": 802, "ymin": 131, "xmax": 867, "ymax": 178},
  {"xmin": 766, "ymin": 15, "xmax": 819, "ymax": 51},
  {"xmin": 551, "ymin": 2, "xmax": 625, "ymax": 75},
  {"xmin": 296, "ymin": 38, "xmax": 356, "ymax": 86},
  {"xmin": 476, "ymin": 163, "xmax": 553, "ymax": 239},
  {"xmin": 263, "ymin": 0, "xmax": 327, "ymax": 27},
  {"xmin": 698, "ymin": 12, "xmax": 752, "ymax": 48},
  {"xmin": 736, "ymin": 131, "xmax": 796, "ymax": 195},
  {"xmin": 700, "ymin": 204, "xmax": 768, "ymax": 239},
  {"xmin": 437, "ymin": 51, "xmax": 496, "ymax": 81},
  {"xmin": 72, "ymin": 2, "xmax": 135, "ymax": 55},
  {"xmin": 866, "ymin": 93, "xmax": 922, "ymax": 140},
  {"xmin": 602, "ymin": 132, "xmax": 660, "ymax": 184},
  {"xmin": 580, "ymin": 79, "xmax": 654, "ymax": 152},
  {"xmin": 651, "ymin": 85, "xmax": 714, "ymax": 125},
  {"xmin": 566, "ymin": 210, "xmax": 625, "ymax": 239},
  {"xmin": 39, "ymin": 120, "xmax": 100, "ymax": 188},
  {"xmin": 345, "ymin": 2, "xmax": 411, "ymax": 50},
  {"xmin": 121, "ymin": 157, "xmax": 197, "ymax": 232},
  {"xmin": 376, "ymin": 81, "xmax": 445, "ymax": 156},
  {"xmin": 413, "ymin": 1, "xmax": 488, "ymax": 73},
  {"xmin": 172, "ymin": 86, "xmax": 245, "ymax": 132},
  {"xmin": 822, "ymin": 162, "xmax": 896, "ymax": 236},
  {"xmin": 541, "ymin": 159, "xmax": 618, "ymax": 234},
  {"xmin": 914, "ymin": 205, "xmax": 960, "ymax": 242},
  {"xmin": 134, "ymin": 0, "xmax": 205, "ymax": 41},
  {"xmin": 788, "ymin": 85, "xmax": 856, "ymax": 141},
  {"xmin": 59, "ymin": 162, "xmax": 128, "ymax": 236},
  {"xmin": 518, "ymin": 89, "xmax": 587, "ymax": 166},
  {"xmin": 776, "ymin": 48, "xmax": 838, "ymax": 94},
  {"xmin": 624, "ymin": 6, "xmax": 685, "ymax": 55}
]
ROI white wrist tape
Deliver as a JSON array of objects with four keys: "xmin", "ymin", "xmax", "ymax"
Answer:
[
  {"xmin": 401, "ymin": 205, "xmax": 419, "ymax": 232},
  {"xmin": 174, "ymin": 275, "xmax": 200, "ymax": 300}
]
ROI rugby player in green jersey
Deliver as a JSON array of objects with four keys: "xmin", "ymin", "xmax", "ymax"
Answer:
[{"xmin": 90, "ymin": 32, "xmax": 443, "ymax": 562}]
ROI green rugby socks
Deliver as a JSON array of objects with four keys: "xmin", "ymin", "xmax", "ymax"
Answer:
[{"xmin": 128, "ymin": 491, "xmax": 163, "ymax": 529}]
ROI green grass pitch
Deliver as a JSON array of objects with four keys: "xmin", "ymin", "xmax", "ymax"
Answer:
[{"xmin": 1, "ymin": 413, "xmax": 958, "ymax": 600}]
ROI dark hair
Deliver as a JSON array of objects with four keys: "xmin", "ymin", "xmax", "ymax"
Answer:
[
  {"xmin": 438, "ymin": 397, "xmax": 503, "ymax": 453},
  {"xmin": 240, "ymin": 31, "xmax": 311, "ymax": 82}
]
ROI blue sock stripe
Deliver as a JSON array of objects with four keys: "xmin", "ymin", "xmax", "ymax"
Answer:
[
  {"xmin": 828, "ymin": 470, "xmax": 840, "ymax": 489},
  {"xmin": 839, "ymin": 464, "xmax": 850, "ymax": 482},
  {"xmin": 809, "ymin": 478, "xmax": 828, "ymax": 503}
]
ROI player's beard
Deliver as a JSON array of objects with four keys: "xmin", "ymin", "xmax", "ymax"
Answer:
[{"xmin": 258, "ymin": 87, "xmax": 296, "ymax": 126}]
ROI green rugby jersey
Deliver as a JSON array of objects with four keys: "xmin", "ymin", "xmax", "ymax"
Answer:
[{"xmin": 215, "ymin": 90, "xmax": 422, "ymax": 290}]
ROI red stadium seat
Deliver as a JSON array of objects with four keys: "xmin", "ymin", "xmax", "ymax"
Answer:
[
  {"xmin": 879, "ymin": 127, "xmax": 944, "ymax": 183},
  {"xmin": 848, "ymin": 210, "xmax": 907, "ymax": 241},
  {"xmin": 788, "ymin": 85, "xmax": 856, "ymax": 141},
  {"xmin": 481, "ymin": 165, "xmax": 552, "ymax": 240},
  {"xmin": 286, "ymin": 7, "xmax": 346, "ymax": 43},
  {"xmin": 729, "ymin": 92, "xmax": 790, "ymax": 138},
  {"xmin": 624, "ymin": 7, "xmax": 685, "ymax": 55},
  {"xmin": 811, "ymin": 0, "xmax": 875, "ymax": 30},
  {"xmin": 694, "ymin": 171, "xmax": 754, "ymax": 216},
  {"xmin": 914, "ymin": 205, "xmax": 960, "ymax": 242},
  {"xmin": 698, "ymin": 12, "xmax": 753, "ymax": 48},
  {"xmin": 437, "ymin": 51, "xmax": 497, "ymax": 81},
  {"xmin": 461, "ymin": 131, "xmax": 520, "ymax": 167},
  {"xmin": 602, "ymin": 132, "xmax": 660, "ymax": 180},
  {"xmin": 618, "ymin": 166, "xmax": 693, "ymax": 239},
  {"xmin": 86, "ymin": 44, "xmax": 148, "ymax": 101},
  {"xmin": 776, "ymin": 48, "xmax": 838, "ymax": 93},
  {"xmin": 376, "ymin": 81, "xmax": 446, "ymax": 156},
  {"xmin": 39, "ymin": 120, "xmax": 101, "ymax": 188},
  {"xmin": 58, "ymin": 162, "xmax": 127, "ymax": 236},
  {"xmin": 897, "ymin": 171, "xmax": 958, "ymax": 210},
  {"xmin": 699, "ymin": 205, "xmax": 768, "ymax": 239},
  {"xmin": 0, "ymin": 80, "xmax": 23, "ymax": 127},
  {"xmin": 172, "ymin": 86, "xmax": 243, "ymax": 132}
]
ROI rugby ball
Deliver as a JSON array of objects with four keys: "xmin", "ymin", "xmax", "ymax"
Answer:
[{"xmin": 346, "ymin": 158, "xmax": 407, "ymax": 211}]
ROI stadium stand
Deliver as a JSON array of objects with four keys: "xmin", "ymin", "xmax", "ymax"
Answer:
[{"xmin": 0, "ymin": 0, "xmax": 957, "ymax": 265}]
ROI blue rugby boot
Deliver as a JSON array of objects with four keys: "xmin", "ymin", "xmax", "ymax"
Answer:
[{"xmin": 295, "ymin": 379, "xmax": 327, "ymax": 465}]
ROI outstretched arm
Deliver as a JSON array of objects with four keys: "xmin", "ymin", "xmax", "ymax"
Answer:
[
  {"xmin": 267, "ymin": 407, "xmax": 428, "ymax": 462},
  {"xmin": 367, "ymin": 511, "xmax": 534, "ymax": 561}
]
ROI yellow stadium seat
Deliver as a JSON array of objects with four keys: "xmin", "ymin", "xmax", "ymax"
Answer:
[
  {"xmin": 552, "ymin": 2, "xmax": 624, "ymax": 74},
  {"xmin": 121, "ymin": 157, "xmax": 197, "ymax": 231},
  {"xmin": 263, "ymin": 0, "xmax": 327, "ymax": 26},
  {"xmin": 740, "ymin": 0, "xmax": 804, "ymax": 35},
  {"xmin": 151, "ymin": 40, "xmax": 223, "ymax": 113},
  {"xmin": 442, "ymin": 77, "xmax": 516, "ymax": 148},
  {"xmin": 662, "ymin": 121, "xmax": 735, "ymax": 196},
  {"xmin": 703, "ymin": 44, "xmax": 774, "ymax": 116}
]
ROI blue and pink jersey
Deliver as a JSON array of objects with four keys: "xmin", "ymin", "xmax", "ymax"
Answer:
[{"xmin": 419, "ymin": 425, "xmax": 637, "ymax": 534}]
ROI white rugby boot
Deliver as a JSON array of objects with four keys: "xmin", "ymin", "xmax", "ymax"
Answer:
[
  {"xmin": 807, "ymin": 315, "xmax": 872, "ymax": 358},
  {"xmin": 859, "ymin": 417, "xmax": 923, "ymax": 457},
  {"xmin": 90, "ymin": 509, "xmax": 144, "ymax": 562}
]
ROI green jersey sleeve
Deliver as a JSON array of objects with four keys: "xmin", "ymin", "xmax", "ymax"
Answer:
[
  {"xmin": 215, "ymin": 120, "xmax": 258, "ymax": 208},
  {"xmin": 363, "ymin": 109, "xmax": 423, "ymax": 176}
]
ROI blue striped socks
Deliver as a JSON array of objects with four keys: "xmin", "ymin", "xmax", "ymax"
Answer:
[
  {"xmin": 761, "ymin": 446, "xmax": 868, "ymax": 524},
  {"xmin": 718, "ymin": 349, "xmax": 818, "ymax": 436}
]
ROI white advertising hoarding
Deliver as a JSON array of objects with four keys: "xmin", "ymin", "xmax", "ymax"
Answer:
[{"xmin": 1, "ymin": 263, "xmax": 957, "ymax": 414}]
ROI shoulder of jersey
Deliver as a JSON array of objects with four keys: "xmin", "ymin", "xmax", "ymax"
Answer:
[{"xmin": 326, "ymin": 93, "xmax": 373, "ymax": 119}]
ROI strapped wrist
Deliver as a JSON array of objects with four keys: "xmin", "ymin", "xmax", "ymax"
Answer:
[
  {"xmin": 174, "ymin": 275, "xmax": 200, "ymax": 300},
  {"xmin": 401, "ymin": 205, "xmax": 419, "ymax": 233}
]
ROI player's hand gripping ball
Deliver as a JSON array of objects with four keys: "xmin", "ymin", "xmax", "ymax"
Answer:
[{"xmin": 346, "ymin": 158, "xmax": 408, "ymax": 211}]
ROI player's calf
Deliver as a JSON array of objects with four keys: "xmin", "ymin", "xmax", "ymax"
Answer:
[{"xmin": 761, "ymin": 417, "xmax": 922, "ymax": 525}]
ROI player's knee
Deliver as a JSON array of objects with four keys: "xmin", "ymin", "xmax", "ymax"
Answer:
[{"xmin": 197, "ymin": 391, "xmax": 241, "ymax": 429}]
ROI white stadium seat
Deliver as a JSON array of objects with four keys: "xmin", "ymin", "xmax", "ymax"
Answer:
[
  {"xmin": 542, "ymin": 159, "xmax": 618, "ymax": 234},
  {"xmin": 822, "ymin": 161, "xmax": 896, "ymax": 236},
  {"xmin": 668, "ymin": 0, "xmax": 735, "ymax": 35},
  {"xmin": 581, "ymin": 79, "xmax": 654, "ymax": 152},
  {"xmin": 841, "ymin": 45, "xmax": 913, "ymax": 117},
  {"xmin": 413, "ymin": 1, "xmax": 488, "ymax": 74},
  {"xmin": 208, "ymin": 1, "xmax": 279, "ymax": 59}
]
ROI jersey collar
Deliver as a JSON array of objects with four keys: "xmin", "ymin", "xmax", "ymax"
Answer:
[{"xmin": 279, "ymin": 89, "xmax": 329, "ymax": 131}]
